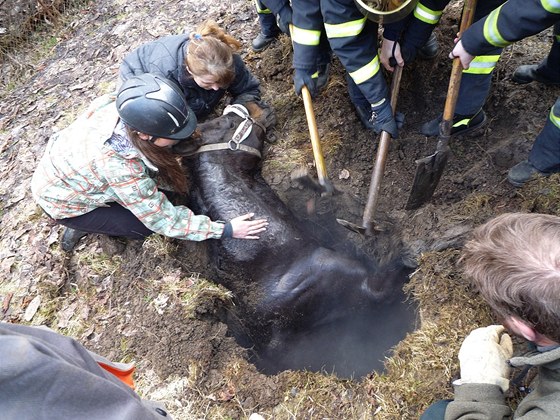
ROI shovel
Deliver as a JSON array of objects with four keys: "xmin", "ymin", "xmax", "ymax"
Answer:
[
  {"xmin": 294, "ymin": 85, "xmax": 335, "ymax": 196},
  {"xmin": 405, "ymin": 0, "xmax": 477, "ymax": 210},
  {"xmin": 337, "ymin": 64, "xmax": 403, "ymax": 235}
]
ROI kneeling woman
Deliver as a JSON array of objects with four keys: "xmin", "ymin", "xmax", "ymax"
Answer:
[
  {"xmin": 31, "ymin": 73, "xmax": 268, "ymax": 251},
  {"xmin": 120, "ymin": 19, "xmax": 262, "ymax": 120}
]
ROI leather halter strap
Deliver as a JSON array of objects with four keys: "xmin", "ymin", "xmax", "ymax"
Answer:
[{"xmin": 192, "ymin": 104, "xmax": 263, "ymax": 158}]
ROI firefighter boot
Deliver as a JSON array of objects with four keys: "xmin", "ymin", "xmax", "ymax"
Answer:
[
  {"xmin": 252, "ymin": 32, "xmax": 277, "ymax": 52},
  {"xmin": 355, "ymin": 101, "xmax": 399, "ymax": 138},
  {"xmin": 507, "ymin": 160, "xmax": 547, "ymax": 187},
  {"xmin": 420, "ymin": 109, "xmax": 487, "ymax": 137},
  {"xmin": 511, "ymin": 64, "xmax": 560, "ymax": 85}
]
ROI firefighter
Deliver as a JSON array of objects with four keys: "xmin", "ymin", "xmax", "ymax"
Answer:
[
  {"xmin": 251, "ymin": 0, "xmax": 292, "ymax": 51},
  {"xmin": 450, "ymin": 0, "xmax": 560, "ymax": 187},
  {"xmin": 289, "ymin": 0, "xmax": 405, "ymax": 138},
  {"xmin": 380, "ymin": 0, "xmax": 508, "ymax": 137}
]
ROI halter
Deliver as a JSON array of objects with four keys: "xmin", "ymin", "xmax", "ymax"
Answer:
[{"xmin": 192, "ymin": 104, "xmax": 264, "ymax": 158}]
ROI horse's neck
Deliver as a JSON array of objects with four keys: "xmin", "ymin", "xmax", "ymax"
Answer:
[{"xmin": 195, "ymin": 157, "xmax": 254, "ymax": 213}]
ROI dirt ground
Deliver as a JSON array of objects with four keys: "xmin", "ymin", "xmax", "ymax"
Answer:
[{"xmin": 1, "ymin": 0, "xmax": 559, "ymax": 419}]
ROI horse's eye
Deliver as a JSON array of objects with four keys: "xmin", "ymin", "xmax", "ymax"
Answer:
[{"xmin": 229, "ymin": 121, "xmax": 235, "ymax": 129}]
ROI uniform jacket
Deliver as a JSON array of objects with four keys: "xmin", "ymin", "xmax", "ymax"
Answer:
[
  {"xmin": 445, "ymin": 346, "xmax": 560, "ymax": 419},
  {"xmin": 0, "ymin": 323, "xmax": 169, "ymax": 420},
  {"xmin": 291, "ymin": 0, "xmax": 387, "ymax": 104},
  {"xmin": 461, "ymin": 0, "xmax": 560, "ymax": 56},
  {"xmin": 31, "ymin": 94, "xmax": 225, "ymax": 241},
  {"xmin": 120, "ymin": 34, "xmax": 261, "ymax": 120},
  {"xmin": 384, "ymin": 0, "xmax": 507, "ymax": 51}
]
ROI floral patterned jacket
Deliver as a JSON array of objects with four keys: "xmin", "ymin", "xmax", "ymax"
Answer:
[{"xmin": 31, "ymin": 94, "xmax": 225, "ymax": 241}]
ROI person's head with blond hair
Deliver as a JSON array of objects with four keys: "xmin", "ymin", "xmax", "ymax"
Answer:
[
  {"xmin": 462, "ymin": 212, "xmax": 560, "ymax": 344},
  {"xmin": 185, "ymin": 20, "xmax": 242, "ymax": 91}
]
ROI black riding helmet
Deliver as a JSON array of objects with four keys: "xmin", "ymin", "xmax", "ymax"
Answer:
[{"xmin": 116, "ymin": 73, "xmax": 197, "ymax": 140}]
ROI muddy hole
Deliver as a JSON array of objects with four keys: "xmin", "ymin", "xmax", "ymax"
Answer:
[
  {"xmin": 249, "ymin": 288, "xmax": 418, "ymax": 379},
  {"xmin": 219, "ymin": 204, "xmax": 418, "ymax": 379}
]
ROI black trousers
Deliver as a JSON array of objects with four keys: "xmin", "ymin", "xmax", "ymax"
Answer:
[{"xmin": 57, "ymin": 202, "xmax": 153, "ymax": 239}]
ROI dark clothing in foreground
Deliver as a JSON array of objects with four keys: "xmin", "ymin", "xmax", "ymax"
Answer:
[{"xmin": 0, "ymin": 323, "xmax": 170, "ymax": 420}]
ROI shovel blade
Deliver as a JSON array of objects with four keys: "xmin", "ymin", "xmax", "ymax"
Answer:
[
  {"xmin": 336, "ymin": 218, "xmax": 366, "ymax": 234},
  {"xmin": 405, "ymin": 149, "xmax": 450, "ymax": 210},
  {"xmin": 336, "ymin": 218, "xmax": 387, "ymax": 235}
]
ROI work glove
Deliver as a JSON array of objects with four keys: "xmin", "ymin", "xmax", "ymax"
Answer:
[
  {"xmin": 276, "ymin": 5, "xmax": 292, "ymax": 35},
  {"xmin": 370, "ymin": 100, "xmax": 399, "ymax": 138},
  {"xmin": 380, "ymin": 38, "xmax": 403, "ymax": 71},
  {"xmin": 400, "ymin": 41, "xmax": 418, "ymax": 64},
  {"xmin": 455, "ymin": 325, "xmax": 513, "ymax": 393},
  {"xmin": 294, "ymin": 69, "xmax": 318, "ymax": 98}
]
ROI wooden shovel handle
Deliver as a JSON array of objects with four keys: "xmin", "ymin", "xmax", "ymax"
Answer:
[
  {"xmin": 441, "ymin": 0, "xmax": 477, "ymax": 129},
  {"xmin": 301, "ymin": 85, "xmax": 329, "ymax": 186},
  {"xmin": 362, "ymin": 65, "xmax": 403, "ymax": 232}
]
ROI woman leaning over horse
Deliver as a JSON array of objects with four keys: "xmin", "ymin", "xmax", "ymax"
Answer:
[
  {"xmin": 31, "ymin": 73, "xmax": 268, "ymax": 252},
  {"xmin": 119, "ymin": 19, "xmax": 261, "ymax": 120}
]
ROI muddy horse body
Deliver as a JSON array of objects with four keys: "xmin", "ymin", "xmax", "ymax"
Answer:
[{"xmin": 177, "ymin": 104, "xmax": 411, "ymax": 371}]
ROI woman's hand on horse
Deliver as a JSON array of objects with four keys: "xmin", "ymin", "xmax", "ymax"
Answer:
[{"xmin": 230, "ymin": 213, "xmax": 268, "ymax": 239}]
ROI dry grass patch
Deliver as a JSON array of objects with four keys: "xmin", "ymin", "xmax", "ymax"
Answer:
[
  {"xmin": 364, "ymin": 249, "xmax": 494, "ymax": 418},
  {"xmin": 518, "ymin": 173, "xmax": 560, "ymax": 216}
]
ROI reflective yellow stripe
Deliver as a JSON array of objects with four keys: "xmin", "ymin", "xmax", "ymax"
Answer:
[
  {"xmin": 253, "ymin": 0, "xmax": 271, "ymax": 13},
  {"xmin": 324, "ymin": 17, "xmax": 366, "ymax": 38},
  {"xmin": 550, "ymin": 105, "xmax": 560, "ymax": 129},
  {"xmin": 483, "ymin": 6, "xmax": 509, "ymax": 47},
  {"xmin": 413, "ymin": 3, "xmax": 443, "ymax": 25},
  {"xmin": 556, "ymin": 34, "xmax": 560, "ymax": 42},
  {"xmin": 291, "ymin": 26, "xmax": 321, "ymax": 46},
  {"xmin": 463, "ymin": 55, "xmax": 500, "ymax": 75},
  {"xmin": 541, "ymin": 0, "xmax": 560, "ymax": 13},
  {"xmin": 349, "ymin": 55, "xmax": 380, "ymax": 84},
  {"xmin": 453, "ymin": 118, "xmax": 471, "ymax": 128}
]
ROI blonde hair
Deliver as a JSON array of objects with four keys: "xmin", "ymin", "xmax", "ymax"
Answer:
[
  {"xmin": 185, "ymin": 20, "xmax": 241, "ymax": 87},
  {"xmin": 462, "ymin": 213, "xmax": 560, "ymax": 342},
  {"xmin": 126, "ymin": 127, "xmax": 189, "ymax": 194}
]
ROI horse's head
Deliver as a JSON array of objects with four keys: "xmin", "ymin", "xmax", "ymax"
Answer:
[{"xmin": 173, "ymin": 102, "xmax": 274, "ymax": 171}]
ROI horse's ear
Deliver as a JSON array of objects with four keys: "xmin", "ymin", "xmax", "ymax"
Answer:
[{"xmin": 245, "ymin": 101, "xmax": 276, "ymax": 131}]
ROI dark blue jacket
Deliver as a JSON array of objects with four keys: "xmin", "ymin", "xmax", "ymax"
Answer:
[
  {"xmin": 461, "ymin": 0, "xmax": 560, "ymax": 56},
  {"xmin": 120, "ymin": 34, "xmax": 261, "ymax": 119}
]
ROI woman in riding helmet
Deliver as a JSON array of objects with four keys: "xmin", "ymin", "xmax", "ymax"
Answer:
[
  {"xmin": 31, "ymin": 73, "xmax": 268, "ymax": 252},
  {"xmin": 119, "ymin": 20, "xmax": 262, "ymax": 120}
]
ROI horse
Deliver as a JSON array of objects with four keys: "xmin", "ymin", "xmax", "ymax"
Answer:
[{"xmin": 174, "ymin": 103, "xmax": 415, "ymax": 377}]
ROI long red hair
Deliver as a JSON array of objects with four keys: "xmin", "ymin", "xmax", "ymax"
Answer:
[{"xmin": 126, "ymin": 127, "xmax": 189, "ymax": 194}]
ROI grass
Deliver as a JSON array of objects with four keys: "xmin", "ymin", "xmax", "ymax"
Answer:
[
  {"xmin": 273, "ymin": 371, "xmax": 371, "ymax": 419},
  {"xmin": 519, "ymin": 173, "xmax": 560, "ymax": 216},
  {"xmin": 75, "ymin": 251, "xmax": 122, "ymax": 277},
  {"xmin": 142, "ymin": 234, "xmax": 178, "ymax": 258},
  {"xmin": 179, "ymin": 277, "xmax": 233, "ymax": 319},
  {"xmin": 361, "ymin": 249, "xmax": 495, "ymax": 418}
]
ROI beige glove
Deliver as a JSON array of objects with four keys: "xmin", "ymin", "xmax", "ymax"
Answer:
[{"xmin": 455, "ymin": 325, "xmax": 513, "ymax": 393}]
